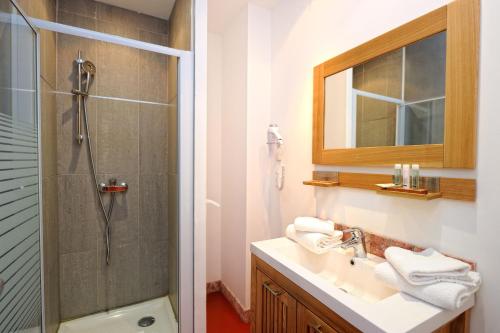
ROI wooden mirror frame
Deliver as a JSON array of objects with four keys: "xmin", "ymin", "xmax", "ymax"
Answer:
[{"xmin": 312, "ymin": 0, "xmax": 479, "ymax": 168}]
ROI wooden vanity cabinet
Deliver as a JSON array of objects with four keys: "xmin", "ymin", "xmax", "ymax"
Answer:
[
  {"xmin": 255, "ymin": 269, "xmax": 297, "ymax": 333},
  {"xmin": 251, "ymin": 254, "xmax": 470, "ymax": 333},
  {"xmin": 297, "ymin": 304, "xmax": 339, "ymax": 333}
]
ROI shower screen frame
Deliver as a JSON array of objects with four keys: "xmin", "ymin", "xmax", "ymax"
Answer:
[{"xmin": 28, "ymin": 17, "xmax": 195, "ymax": 333}]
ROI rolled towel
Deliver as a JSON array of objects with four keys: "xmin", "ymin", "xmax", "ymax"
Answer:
[
  {"xmin": 294, "ymin": 216, "xmax": 340, "ymax": 236},
  {"xmin": 375, "ymin": 262, "xmax": 480, "ymax": 311},
  {"xmin": 385, "ymin": 247, "xmax": 477, "ymax": 287},
  {"xmin": 285, "ymin": 224, "xmax": 340, "ymax": 255}
]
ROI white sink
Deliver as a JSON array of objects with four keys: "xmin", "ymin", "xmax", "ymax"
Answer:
[
  {"xmin": 277, "ymin": 240, "xmax": 396, "ymax": 303},
  {"xmin": 251, "ymin": 237, "xmax": 474, "ymax": 333}
]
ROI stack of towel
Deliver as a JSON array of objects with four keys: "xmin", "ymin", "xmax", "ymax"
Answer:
[
  {"xmin": 375, "ymin": 247, "xmax": 481, "ymax": 310},
  {"xmin": 286, "ymin": 217, "xmax": 343, "ymax": 254}
]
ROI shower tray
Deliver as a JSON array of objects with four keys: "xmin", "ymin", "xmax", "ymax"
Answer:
[{"xmin": 58, "ymin": 296, "xmax": 178, "ymax": 333}]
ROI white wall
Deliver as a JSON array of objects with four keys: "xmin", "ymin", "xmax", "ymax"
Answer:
[
  {"xmin": 208, "ymin": 3, "xmax": 275, "ymax": 310},
  {"xmin": 206, "ymin": 32, "xmax": 222, "ymax": 283},
  {"xmin": 269, "ymin": 0, "xmax": 500, "ymax": 332},
  {"xmin": 244, "ymin": 3, "xmax": 273, "ymax": 309},
  {"xmin": 219, "ymin": 6, "xmax": 248, "ymax": 306}
]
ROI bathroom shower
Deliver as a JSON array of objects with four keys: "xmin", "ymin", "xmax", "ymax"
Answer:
[
  {"xmin": 0, "ymin": 0, "xmax": 191, "ymax": 330},
  {"xmin": 71, "ymin": 50, "xmax": 128, "ymax": 265}
]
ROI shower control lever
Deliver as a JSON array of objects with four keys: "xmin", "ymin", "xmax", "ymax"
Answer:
[{"xmin": 99, "ymin": 181, "xmax": 128, "ymax": 193}]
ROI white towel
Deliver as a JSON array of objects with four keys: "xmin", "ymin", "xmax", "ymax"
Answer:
[
  {"xmin": 285, "ymin": 224, "xmax": 341, "ymax": 255},
  {"xmin": 294, "ymin": 216, "xmax": 339, "ymax": 236},
  {"xmin": 385, "ymin": 247, "xmax": 477, "ymax": 286},
  {"xmin": 375, "ymin": 262, "xmax": 480, "ymax": 311}
]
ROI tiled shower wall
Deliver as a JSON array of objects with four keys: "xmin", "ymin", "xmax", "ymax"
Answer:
[
  {"xmin": 15, "ymin": 0, "xmax": 59, "ymax": 332},
  {"xmin": 55, "ymin": 0, "xmax": 172, "ymax": 320}
]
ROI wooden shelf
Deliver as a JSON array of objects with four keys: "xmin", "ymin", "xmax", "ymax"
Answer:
[
  {"xmin": 302, "ymin": 171, "xmax": 476, "ymax": 201},
  {"xmin": 376, "ymin": 189, "xmax": 442, "ymax": 200},
  {"xmin": 303, "ymin": 180, "xmax": 339, "ymax": 187}
]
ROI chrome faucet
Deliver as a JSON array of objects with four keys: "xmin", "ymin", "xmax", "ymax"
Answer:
[{"xmin": 331, "ymin": 227, "xmax": 367, "ymax": 259}]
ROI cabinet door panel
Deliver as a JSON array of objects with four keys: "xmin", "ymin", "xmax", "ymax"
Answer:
[
  {"xmin": 297, "ymin": 303, "xmax": 339, "ymax": 333},
  {"xmin": 255, "ymin": 269, "xmax": 297, "ymax": 333}
]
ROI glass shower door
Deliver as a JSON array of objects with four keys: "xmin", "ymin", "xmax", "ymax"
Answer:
[{"xmin": 0, "ymin": 1, "xmax": 42, "ymax": 332}]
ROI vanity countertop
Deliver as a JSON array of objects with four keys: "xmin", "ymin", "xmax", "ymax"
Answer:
[{"xmin": 251, "ymin": 237, "xmax": 474, "ymax": 333}]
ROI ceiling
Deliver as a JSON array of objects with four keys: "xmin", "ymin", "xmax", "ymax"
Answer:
[
  {"xmin": 208, "ymin": 0, "xmax": 280, "ymax": 33},
  {"xmin": 95, "ymin": 0, "xmax": 176, "ymax": 20}
]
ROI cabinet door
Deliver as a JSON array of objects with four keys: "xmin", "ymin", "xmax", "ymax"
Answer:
[
  {"xmin": 255, "ymin": 269, "xmax": 297, "ymax": 333},
  {"xmin": 297, "ymin": 303, "xmax": 339, "ymax": 333}
]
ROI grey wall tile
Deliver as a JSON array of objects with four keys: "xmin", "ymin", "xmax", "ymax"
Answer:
[
  {"xmin": 58, "ymin": 0, "xmax": 97, "ymax": 18},
  {"xmin": 139, "ymin": 29, "xmax": 168, "ymax": 46},
  {"xmin": 139, "ymin": 239, "xmax": 169, "ymax": 300},
  {"xmin": 96, "ymin": 99, "xmax": 139, "ymax": 174},
  {"xmin": 41, "ymin": 29, "xmax": 56, "ymax": 88},
  {"xmin": 96, "ymin": 19, "xmax": 139, "ymax": 40},
  {"xmin": 139, "ymin": 104, "xmax": 168, "ymax": 174},
  {"xmin": 97, "ymin": 242, "xmax": 140, "ymax": 309},
  {"xmin": 96, "ymin": 2, "xmax": 141, "ymax": 31},
  {"xmin": 167, "ymin": 173, "xmax": 178, "ymax": 318},
  {"xmin": 139, "ymin": 49, "xmax": 168, "ymax": 103},
  {"xmin": 168, "ymin": 0, "xmax": 191, "ymax": 51},
  {"xmin": 139, "ymin": 174, "xmax": 168, "ymax": 242},
  {"xmin": 96, "ymin": 42, "xmax": 139, "ymax": 100},
  {"xmin": 60, "ymin": 251, "xmax": 100, "ymax": 320},
  {"xmin": 136, "ymin": 14, "xmax": 169, "ymax": 35},
  {"xmin": 167, "ymin": 104, "xmax": 178, "ymax": 174},
  {"xmin": 42, "ymin": 176, "xmax": 60, "ymax": 333},
  {"xmin": 42, "ymin": 79, "xmax": 57, "ymax": 177},
  {"xmin": 96, "ymin": 2, "xmax": 168, "ymax": 36},
  {"xmin": 58, "ymin": 175, "xmax": 98, "ymax": 254},
  {"xmin": 56, "ymin": 94, "xmax": 97, "ymax": 175},
  {"xmin": 167, "ymin": 57, "xmax": 178, "ymax": 105}
]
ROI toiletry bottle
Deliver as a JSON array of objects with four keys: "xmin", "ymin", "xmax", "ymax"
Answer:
[
  {"xmin": 411, "ymin": 164, "xmax": 420, "ymax": 189},
  {"xmin": 402, "ymin": 164, "xmax": 410, "ymax": 188},
  {"xmin": 394, "ymin": 164, "xmax": 402, "ymax": 186}
]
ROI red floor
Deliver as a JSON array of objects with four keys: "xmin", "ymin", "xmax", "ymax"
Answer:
[{"xmin": 207, "ymin": 292, "xmax": 251, "ymax": 333}]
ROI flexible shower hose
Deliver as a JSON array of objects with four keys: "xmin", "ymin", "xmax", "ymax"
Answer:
[{"xmin": 82, "ymin": 96, "xmax": 115, "ymax": 265}]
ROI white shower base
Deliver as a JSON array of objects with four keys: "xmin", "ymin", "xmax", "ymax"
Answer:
[{"xmin": 58, "ymin": 296, "xmax": 178, "ymax": 333}]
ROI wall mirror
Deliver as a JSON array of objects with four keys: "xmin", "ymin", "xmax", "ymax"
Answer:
[{"xmin": 313, "ymin": 0, "xmax": 479, "ymax": 168}]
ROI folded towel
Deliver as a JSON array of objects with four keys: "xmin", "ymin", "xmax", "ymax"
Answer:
[
  {"xmin": 375, "ymin": 262, "xmax": 480, "ymax": 311},
  {"xmin": 285, "ymin": 224, "xmax": 341, "ymax": 255},
  {"xmin": 294, "ymin": 216, "xmax": 339, "ymax": 236},
  {"xmin": 385, "ymin": 247, "xmax": 476, "ymax": 286}
]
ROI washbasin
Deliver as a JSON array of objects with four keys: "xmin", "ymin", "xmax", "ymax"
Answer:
[
  {"xmin": 251, "ymin": 237, "xmax": 474, "ymax": 333},
  {"xmin": 270, "ymin": 238, "xmax": 397, "ymax": 303}
]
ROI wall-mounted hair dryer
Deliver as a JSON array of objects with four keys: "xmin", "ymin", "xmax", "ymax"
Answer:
[
  {"xmin": 267, "ymin": 124, "xmax": 285, "ymax": 190},
  {"xmin": 267, "ymin": 124, "xmax": 284, "ymax": 147}
]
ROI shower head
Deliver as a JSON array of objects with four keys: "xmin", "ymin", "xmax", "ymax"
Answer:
[
  {"xmin": 82, "ymin": 60, "xmax": 96, "ymax": 75},
  {"xmin": 81, "ymin": 61, "xmax": 96, "ymax": 94}
]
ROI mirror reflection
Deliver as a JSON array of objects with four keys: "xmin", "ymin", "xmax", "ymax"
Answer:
[{"xmin": 324, "ymin": 31, "xmax": 446, "ymax": 149}]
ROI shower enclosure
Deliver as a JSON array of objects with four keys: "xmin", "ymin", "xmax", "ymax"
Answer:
[
  {"xmin": 0, "ymin": 0, "xmax": 194, "ymax": 332},
  {"xmin": 0, "ymin": 1, "xmax": 42, "ymax": 331}
]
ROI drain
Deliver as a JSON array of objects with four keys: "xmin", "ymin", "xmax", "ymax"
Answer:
[{"xmin": 138, "ymin": 316, "xmax": 155, "ymax": 327}]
